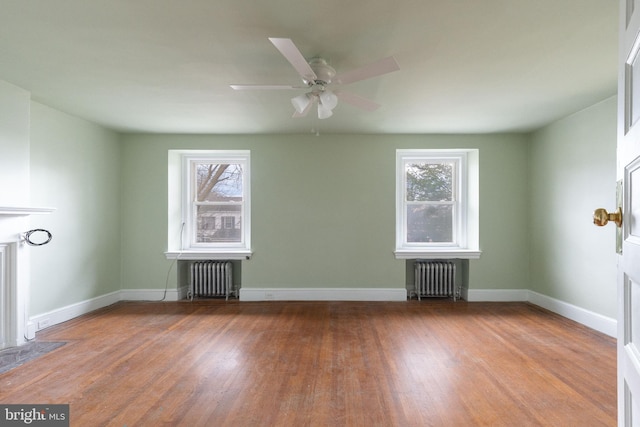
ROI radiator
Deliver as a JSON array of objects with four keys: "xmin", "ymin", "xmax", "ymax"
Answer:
[
  {"xmin": 415, "ymin": 260, "xmax": 457, "ymax": 301},
  {"xmin": 189, "ymin": 261, "xmax": 233, "ymax": 300}
]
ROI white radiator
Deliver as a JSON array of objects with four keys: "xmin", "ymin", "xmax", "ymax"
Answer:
[
  {"xmin": 189, "ymin": 261, "xmax": 233, "ymax": 300},
  {"xmin": 415, "ymin": 261, "xmax": 457, "ymax": 301}
]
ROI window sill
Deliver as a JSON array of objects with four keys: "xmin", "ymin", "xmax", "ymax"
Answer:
[
  {"xmin": 165, "ymin": 250, "xmax": 252, "ymax": 260},
  {"xmin": 394, "ymin": 249, "xmax": 481, "ymax": 260}
]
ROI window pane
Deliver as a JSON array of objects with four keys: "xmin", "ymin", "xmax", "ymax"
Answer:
[
  {"xmin": 407, "ymin": 204, "xmax": 453, "ymax": 243},
  {"xmin": 406, "ymin": 162, "xmax": 453, "ymax": 202},
  {"xmin": 197, "ymin": 205, "xmax": 242, "ymax": 243},
  {"xmin": 195, "ymin": 163, "xmax": 243, "ymax": 202}
]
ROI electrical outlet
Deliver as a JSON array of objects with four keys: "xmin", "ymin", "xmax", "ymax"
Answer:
[{"xmin": 38, "ymin": 318, "xmax": 51, "ymax": 330}]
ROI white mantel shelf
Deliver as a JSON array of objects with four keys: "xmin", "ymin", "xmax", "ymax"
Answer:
[{"xmin": 0, "ymin": 207, "xmax": 56, "ymax": 216}]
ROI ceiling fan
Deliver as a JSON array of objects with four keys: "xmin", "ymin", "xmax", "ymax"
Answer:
[{"xmin": 230, "ymin": 38, "xmax": 400, "ymax": 119}]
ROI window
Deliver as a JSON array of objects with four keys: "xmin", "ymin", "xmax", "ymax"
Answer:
[
  {"xmin": 185, "ymin": 152, "xmax": 250, "ymax": 250},
  {"xmin": 166, "ymin": 150, "xmax": 251, "ymax": 260},
  {"xmin": 395, "ymin": 149, "xmax": 480, "ymax": 259}
]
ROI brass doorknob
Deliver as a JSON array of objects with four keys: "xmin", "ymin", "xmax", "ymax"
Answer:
[{"xmin": 593, "ymin": 207, "xmax": 622, "ymax": 227}]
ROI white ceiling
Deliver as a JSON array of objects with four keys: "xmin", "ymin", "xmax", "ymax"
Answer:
[{"xmin": 0, "ymin": 0, "xmax": 618, "ymax": 135}]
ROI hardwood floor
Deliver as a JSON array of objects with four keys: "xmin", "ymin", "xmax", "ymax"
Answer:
[{"xmin": 0, "ymin": 301, "xmax": 616, "ymax": 426}]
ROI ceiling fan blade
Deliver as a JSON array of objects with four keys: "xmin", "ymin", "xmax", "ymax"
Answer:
[
  {"xmin": 230, "ymin": 84, "xmax": 302, "ymax": 90},
  {"xmin": 334, "ymin": 56, "xmax": 400, "ymax": 85},
  {"xmin": 269, "ymin": 38, "xmax": 317, "ymax": 83},
  {"xmin": 334, "ymin": 90, "xmax": 381, "ymax": 112}
]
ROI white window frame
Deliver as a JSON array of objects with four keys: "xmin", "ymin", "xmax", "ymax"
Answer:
[
  {"xmin": 395, "ymin": 149, "xmax": 480, "ymax": 259},
  {"xmin": 166, "ymin": 150, "xmax": 252, "ymax": 260}
]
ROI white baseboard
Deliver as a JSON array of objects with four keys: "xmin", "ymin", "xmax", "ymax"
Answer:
[
  {"xmin": 465, "ymin": 288, "xmax": 616, "ymax": 338},
  {"xmin": 30, "ymin": 286, "xmax": 616, "ymax": 338},
  {"xmin": 30, "ymin": 287, "xmax": 189, "ymax": 333},
  {"xmin": 465, "ymin": 288, "xmax": 530, "ymax": 302},
  {"xmin": 527, "ymin": 291, "xmax": 616, "ymax": 337},
  {"xmin": 119, "ymin": 286, "xmax": 187, "ymax": 302},
  {"xmin": 240, "ymin": 288, "xmax": 408, "ymax": 302},
  {"xmin": 30, "ymin": 291, "xmax": 121, "ymax": 333}
]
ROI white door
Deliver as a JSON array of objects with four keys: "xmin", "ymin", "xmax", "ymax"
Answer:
[{"xmin": 618, "ymin": 1, "xmax": 640, "ymax": 425}]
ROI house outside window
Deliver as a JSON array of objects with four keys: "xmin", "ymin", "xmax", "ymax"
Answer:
[{"xmin": 395, "ymin": 149, "xmax": 480, "ymax": 259}]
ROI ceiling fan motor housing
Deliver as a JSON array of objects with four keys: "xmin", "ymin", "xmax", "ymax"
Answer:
[{"xmin": 304, "ymin": 58, "xmax": 336, "ymax": 86}]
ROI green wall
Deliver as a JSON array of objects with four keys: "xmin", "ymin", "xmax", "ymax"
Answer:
[
  {"xmin": 11, "ymin": 79, "xmax": 614, "ymax": 323},
  {"xmin": 0, "ymin": 80, "xmax": 30, "ymax": 207},
  {"xmin": 529, "ymin": 96, "xmax": 617, "ymax": 318},
  {"xmin": 29, "ymin": 102, "xmax": 122, "ymax": 315},
  {"xmin": 120, "ymin": 133, "xmax": 530, "ymax": 293},
  {"xmin": 0, "ymin": 70, "xmax": 616, "ymax": 334}
]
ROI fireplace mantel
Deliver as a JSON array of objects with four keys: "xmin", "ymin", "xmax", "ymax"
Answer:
[
  {"xmin": 0, "ymin": 206, "xmax": 55, "ymax": 216},
  {"xmin": 0, "ymin": 206, "xmax": 55, "ymax": 349}
]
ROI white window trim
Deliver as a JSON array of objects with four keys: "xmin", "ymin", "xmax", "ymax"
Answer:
[
  {"xmin": 394, "ymin": 149, "xmax": 480, "ymax": 260},
  {"xmin": 166, "ymin": 150, "xmax": 252, "ymax": 260}
]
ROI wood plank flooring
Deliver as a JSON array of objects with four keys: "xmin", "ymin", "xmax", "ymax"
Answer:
[{"xmin": 0, "ymin": 301, "xmax": 616, "ymax": 426}]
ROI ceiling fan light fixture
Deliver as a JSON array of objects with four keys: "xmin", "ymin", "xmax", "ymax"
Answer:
[
  {"xmin": 318, "ymin": 103, "xmax": 333, "ymax": 119},
  {"xmin": 291, "ymin": 93, "xmax": 312, "ymax": 114},
  {"xmin": 319, "ymin": 90, "xmax": 338, "ymax": 110}
]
